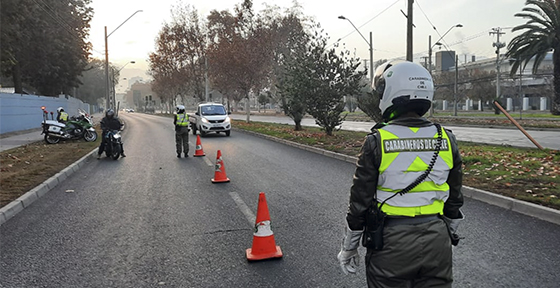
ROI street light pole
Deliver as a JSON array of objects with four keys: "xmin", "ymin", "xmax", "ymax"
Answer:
[
  {"xmin": 105, "ymin": 10, "xmax": 142, "ymax": 110},
  {"xmin": 338, "ymin": 15, "xmax": 374, "ymax": 80},
  {"xmin": 427, "ymin": 24, "xmax": 462, "ymax": 116},
  {"xmin": 112, "ymin": 61, "xmax": 135, "ymax": 108},
  {"xmin": 428, "ymin": 24, "xmax": 463, "ymax": 74}
]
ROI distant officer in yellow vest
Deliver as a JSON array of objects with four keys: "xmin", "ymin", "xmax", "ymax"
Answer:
[
  {"xmin": 337, "ymin": 61, "xmax": 464, "ymax": 287},
  {"xmin": 174, "ymin": 105, "xmax": 189, "ymax": 158},
  {"xmin": 57, "ymin": 107, "xmax": 68, "ymax": 122}
]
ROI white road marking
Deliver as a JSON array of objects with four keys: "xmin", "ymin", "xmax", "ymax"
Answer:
[
  {"xmin": 203, "ymin": 155, "xmax": 213, "ymax": 166},
  {"xmin": 229, "ymin": 192, "xmax": 256, "ymax": 226}
]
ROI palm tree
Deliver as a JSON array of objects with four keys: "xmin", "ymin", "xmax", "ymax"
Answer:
[{"xmin": 506, "ymin": 0, "xmax": 560, "ymax": 115}]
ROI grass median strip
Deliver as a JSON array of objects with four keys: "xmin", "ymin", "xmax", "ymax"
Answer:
[
  {"xmin": 0, "ymin": 128, "xmax": 101, "ymax": 208},
  {"xmin": 233, "ymin": 120, "xmax": 560, "ymax": 210}
]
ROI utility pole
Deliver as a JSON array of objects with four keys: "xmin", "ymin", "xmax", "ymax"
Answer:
[
  {"xmin": 490, "ymin": 27, "xmax": 505, "ymax": 101},
  {"xmin": 519, "ymin": 63, "xmax": 523, "ymax": 120},
  {"xmin": 105, "ymin": 26, "xmax": 110, "ymax": 110},
  {"xmin": 428, "ymin": 35, "xmax": 432, "ymax": 72},
  {"xmin": 406, "ymin": 0, "xmax": 414, "ymax": 61},
  {"xmin": 205, "ymin": 57, "xmax": 209, "ymax": 102},
  {"xmin": 421, "ymin": 56, "xmax": 429, "ymax": 68},
  {"xmin": 369, "ymin": 31, "xmax": 374, "ymax": 79},
  {"xmin": 428, "ymin": 35, "xmax": 433, "ymax": 116},
  {"xmin": 454, "ymin": 54, "xmax": 458, "ymax": 116}
]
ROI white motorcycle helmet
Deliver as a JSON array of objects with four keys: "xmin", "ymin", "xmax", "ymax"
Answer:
[
  {"xmin": 57, "ymin": 107, "xmax": 64, "ymax": 113},
  {"xmin": 373, "ymin": 61, "xmax": 434, "ymax": 121},
  {"xmin": 176, "ymin": 105, "xmax": 185, "ymax": 113}
]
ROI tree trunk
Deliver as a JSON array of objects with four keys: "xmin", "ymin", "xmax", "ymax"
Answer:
[
  {"xmin": 553, "ymin": 49, "xmax": 560, "ymax": 115},
  {"xmin": 12, "ymin": 62, "xmax": 22, "ymax": 94},
  {"xmin": 294, "ymin": 120, "xmax": 302, "ymax": 131},
  {"xmin": 245, "ymin": 97, "xmax": 250, "ymax": 123}
]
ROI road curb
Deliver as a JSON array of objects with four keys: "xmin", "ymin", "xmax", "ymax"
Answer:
[
  {"xmin": 0, "ymin": 148, "xmax": 98, "ymax": 226},
  {"xmin": 234, "ymin": 128, "xmax": 560, "ymax": 226},
  {"xmin": 462, "ymin": 186, "xmax": 560, "ymax": 225}
]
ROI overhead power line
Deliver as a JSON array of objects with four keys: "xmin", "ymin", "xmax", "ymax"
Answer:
[{"xmin": 328, "ymin": 0, "xmax": 399, "ymax": 49}]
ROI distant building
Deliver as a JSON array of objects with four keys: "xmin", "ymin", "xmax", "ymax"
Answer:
[
  {"xmin": 124, "ymin": 82, "xmax": 160, "ymax": 111},
  {"xmin": 435, "ymin": 50, "xmax": 456, "ymax": 72},
  {"xmin": 432, "ymin": 51, "xmax": 554, "ymax": 111},
  {"xmin": 115, "ymin": 92, "xmax": 127, "ymax": 108},
  {"xmin": 127, "ymin": 77, "xmax": 143, "ymax": 89}
]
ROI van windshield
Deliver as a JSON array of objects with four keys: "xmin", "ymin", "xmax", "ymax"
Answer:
[{"xmin": 201, "ymin": 105, "xmax": 226, "ymax": 116}]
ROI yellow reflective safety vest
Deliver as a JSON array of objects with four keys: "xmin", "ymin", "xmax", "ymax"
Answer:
[
  {"xmin": 376, "ymin": 124, "xmax": 453, "ymax": 217},
  {"xmin": 176, "ymin": 113, "xmax": 189, "ymax": 126},
  {"xmin": 59, "ymin": 112, "xmax": 68, "ymax": 122}
]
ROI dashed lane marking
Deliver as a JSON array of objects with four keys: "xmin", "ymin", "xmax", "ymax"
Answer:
[{"xmin": 229, "ymin": 192, "xmax": 256, "ymax": 226}]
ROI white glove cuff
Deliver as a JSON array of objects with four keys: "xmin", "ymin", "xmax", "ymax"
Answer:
[
  {"xmin": 443, "ymin": 209, "xmax": 464, "ymax": 234},
  {"xmin": 342, "ymin": 226, "xmax": 363, "ymax": 251}
]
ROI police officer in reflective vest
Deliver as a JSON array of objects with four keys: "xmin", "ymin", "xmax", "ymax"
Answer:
[
  {"xmin": 337, "ymin": 61, "xmax": 464, "ymax": 287},
  {"xmin": 57, "ymin": 107, "xmax": 69, "ymax": 122},
  {"xmin": 174, "ymin": 105, "xmax": 189, "ymax": 158}
]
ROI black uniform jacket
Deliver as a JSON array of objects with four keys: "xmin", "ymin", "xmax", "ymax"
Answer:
[
  {"xmin": 346, "ymin": 117, "xmax": 464, "ymax": 231},
  {"xmin": 100, "ymin": 117, "xmax": 123, "ymax": 131}
]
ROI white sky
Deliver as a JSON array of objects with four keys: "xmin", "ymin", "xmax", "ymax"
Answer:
[{"xmin": 88, "ymin": 0, "xmax": 527, "ymax": 92}]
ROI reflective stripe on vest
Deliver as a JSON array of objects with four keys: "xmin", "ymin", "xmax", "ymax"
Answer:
[
  {"xmin": 176, "ymin": 113, "xmax": 189, "ymax": 126},
  {"xmin": 376, "ymin": 124, "xmax": 453, "ymax": 217},
  {"xmin": 60, "ymin": 112, "xmax": 68, "ymax": 121}
]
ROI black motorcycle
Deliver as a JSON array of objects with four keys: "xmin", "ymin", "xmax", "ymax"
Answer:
[
  {"xmin": 41, "ymin": 108, "xmax": 98, "ymax": 144},
  {"xmin": 104, "ymin": 130, "xmax": 123, "ymax": 160}
]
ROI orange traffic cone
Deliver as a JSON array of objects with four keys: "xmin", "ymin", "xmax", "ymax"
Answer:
[
  {"xmin": 211, "ymin": 150, "xmax": 230, "ymax": 183},
  {"xmin": 246, "ymin": 192, "xmax": 283, "ymax": 261},
  {"xmin": 193, "ymin": 135, "xmax": 206, "ymax": 157}
]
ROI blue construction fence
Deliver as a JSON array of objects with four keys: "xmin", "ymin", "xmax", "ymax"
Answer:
[{"xmin": 0, "ymin": 93, "xmax": 97, "ymax": 134}]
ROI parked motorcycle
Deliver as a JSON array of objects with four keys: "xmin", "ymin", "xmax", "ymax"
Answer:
[
  {"xmin": 103, "ymin": 130, "xmax": 123, "ymax": 160},
  {"xmin": 41, "ymin": 108, "xmax": 98, "ymax": 144}
]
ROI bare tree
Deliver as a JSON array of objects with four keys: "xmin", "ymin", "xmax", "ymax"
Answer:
[
  {"xmin": 206, "ymin": 0, "xmax": 275, "ymax": 122},
  {"xmin": 148, "ymin": 4, "xmax": 207, "ymax": 107}
]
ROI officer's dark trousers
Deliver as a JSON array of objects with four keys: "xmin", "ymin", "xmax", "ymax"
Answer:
[
  {"xmin": 175, "ymin": 127, "xmax": 189, "ymax": 155},
  {"xmin": 366, "ymin": 219, "xmax": 452, "ymax": 288}
]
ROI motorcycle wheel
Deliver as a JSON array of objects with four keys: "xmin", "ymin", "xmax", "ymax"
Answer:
[
  {"xmin": 105, "ymin": 142, "xmax": 112, "ymax": 157},
  {"xmin": 44, "ymin": 134, "xmax": 60, "ymax": 144},
  {"xmin": 111, "ymin": 143, "xmax": 121, "ymax": 160},
  {"xmin": 84, "ymin": 130, "xmax": 98, "ymax": 142}
]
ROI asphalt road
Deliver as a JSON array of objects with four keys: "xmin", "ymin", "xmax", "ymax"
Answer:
[
  {"xmin": 1, "ymin": 113, "xmax": 559, "ymax": 287},
  {"xmin": 230, "ymin": 114, "xmax": 560, "ymax": 150}
]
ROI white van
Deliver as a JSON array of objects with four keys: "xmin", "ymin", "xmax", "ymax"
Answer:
[{"xmin": 189, "ymin": 103, "xmax": 231, "ymax": 136}]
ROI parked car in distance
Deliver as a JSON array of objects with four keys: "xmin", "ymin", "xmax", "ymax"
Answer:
[{"xmin": 189, "ymin": 103, "xmax": 231, "ymax": 136}]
